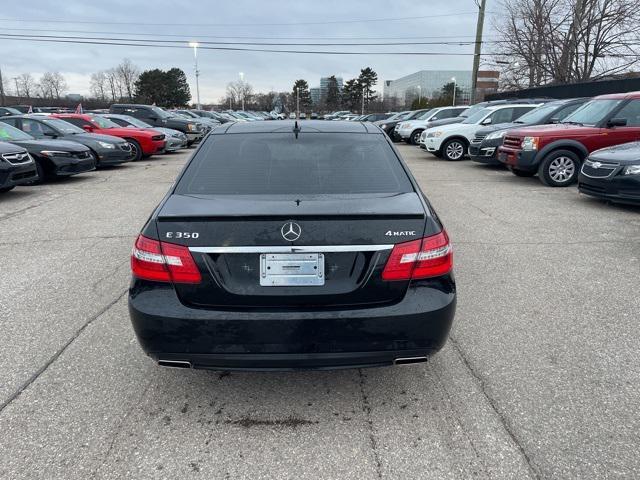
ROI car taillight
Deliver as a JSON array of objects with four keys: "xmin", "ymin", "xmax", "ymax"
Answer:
[
  {"xmin": 131, "ymin": 235, "xmax": 201, "ymax": 284},
  {"xmin": 382, "ymin": 231, "xmax": 452, "ymax": 281}
]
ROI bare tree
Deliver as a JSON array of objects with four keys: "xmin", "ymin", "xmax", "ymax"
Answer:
[
  {"xmin": 116, "ymin": 58, "xmax": 139, "ymax": 100},
  {"xmin": 38, "ymin": 71, "xmax": 67, "ymax": 99},
  {"xmin": 226, "ymin": 80, "xmax": 253, "ymax": 108},
  {"xmin": 90, "ymin": 71, "xmax": 108, "ymax": 100},
  {"xmin": 16, "ymin": 73, "xmax": 37, "ymax": 98},
  {"xmin": 494, "ymin": 0, "xmax": 640, "ymax": 88},
  {"xmin": 105, "ymin": 68, "xmax": 122, "ymax": 101}
]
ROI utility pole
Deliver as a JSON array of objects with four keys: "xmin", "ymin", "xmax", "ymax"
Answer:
[
  {"xmin": 471, "ymin": 0, "xmax": 487, "ymax": 104},
  {"xmin": 14, "ymin": 77, "xmax": 19, "ymax": 99},
  {"xmin": 295, "ymin": 86, "xmax": 300, "ymax": 120},
  {"xmin": 0, "ymin": 67, "xmax": 5, "ymax": 106},
  {"xmin": 189, "ymin": 42, "xmax": 201, "ymax": 109},
  {"xmin": 361, "ymin": 86, "xmax": 365, "ymax": 115}
]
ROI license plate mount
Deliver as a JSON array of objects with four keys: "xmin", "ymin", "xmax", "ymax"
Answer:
[{"xmin": 260, "ymin": 253, "xmax": 325, "ymax": 287}]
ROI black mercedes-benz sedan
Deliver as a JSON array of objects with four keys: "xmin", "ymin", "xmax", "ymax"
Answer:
[
  {"xmin": 0, "ymin": 142, "xmax": 39, "ymax": 192},
  {"xmin": 578, "ymin": 141, "xmax": 640, "ymax": 206},
  {"xmin": 0, "ymin": 115, "xmax": 133, "ymax": 167},
  {"xmin": 0, "ymin": 122, "xmax": 95, "ymax": 182},
  {"xmin": 129, "ymin": 120, "xmax": 456, "ymax": 371}
]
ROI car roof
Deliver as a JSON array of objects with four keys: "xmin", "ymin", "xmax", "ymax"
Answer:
[
  {"xmin": 216, "ymin": 120, "xmax": 379, "ymax": 134},
  {"xmin": 486, "ymin": 103, "xmax": 539, "ymax": 110},
  {"xmin": 594, "ymin": 91, "xmax": 640, "ymax": 100}
]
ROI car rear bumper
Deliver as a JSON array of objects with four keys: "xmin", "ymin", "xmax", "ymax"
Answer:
[
  {"xmin": 578, "ymin": 174, "xmax": 640, "ymax": 205},
  {"xmin": 186, "ymin": 133, "xmax": 204, "ymax": 144},
  {"xmin": 128, "ymin": 278, "xmax": 456, "ymax": 371}
]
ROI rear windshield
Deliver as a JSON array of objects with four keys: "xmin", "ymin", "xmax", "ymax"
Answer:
[{"xmin": 176, "ymin": 133, "xmax": 413, "ymax": 195}]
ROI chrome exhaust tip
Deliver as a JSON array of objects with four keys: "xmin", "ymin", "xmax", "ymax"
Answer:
[
  {"xmin": 158, "ymin": 359, "xmax": 192, "ymax": 369},
  {"xmin": 393, "ymin": 356, "xmax": 428, "ymax": 365}
]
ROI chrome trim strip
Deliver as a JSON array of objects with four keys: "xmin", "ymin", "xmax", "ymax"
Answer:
[{"xmin": 190, "ymin": 244, "xmax": 394, "ymax": 254}]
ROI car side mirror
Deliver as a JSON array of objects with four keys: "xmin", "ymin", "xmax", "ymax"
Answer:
[
  {"xmin": 43, "ymin": 131, "xmax": 58, "ymax": 138},
  {"xmin": 607, "ymin": 118, "xmax": 627, "ymax": 127},
  {"xmin": 82, "ymin": 124, "xmax": 94, "ymax": 132},
  {"xmin": 549, "ymin": 117, "xmax": 560, "ymax": 124}
]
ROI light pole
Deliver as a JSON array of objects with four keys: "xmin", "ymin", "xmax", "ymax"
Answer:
[
  {"xmin": 188, "ymin": 42, "xmax": 201, "ymax": 109},
  {"xmin": 239, "ymin": 72, "xmax": 245, "ymax": 111},
  {"xmin": 417, "ymin": 85, "xmax": 421, "ymax": 106},
  {"xmin": 295, "ymin": 86, "xmax": 300, "ymax": 120},
  {"xmin": 361, "ymin": 86, "xmax": 365, "ymax": 115},
  {"xmin": 451, "ymin": 77, "xmax": 457, "ymax": 106}
]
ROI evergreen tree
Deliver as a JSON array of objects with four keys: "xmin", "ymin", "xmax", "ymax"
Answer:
[
  {"xmin": 134, "ymin": 68, "xmax": 191, "ymax": 106},
  {"xmin": 342, "ymin": 78, "xmax": 361, "ymax": 112},
  {"xmin": 357, "ymin": 67, "xmax": 378, "ymax": 108},
  {"xmin": 292, "ymin": 79, "xmax": 312, "ymax": 110},
  {"xmin": 325, "ymin": 75, "xmax": 341, "ymax": 111}
]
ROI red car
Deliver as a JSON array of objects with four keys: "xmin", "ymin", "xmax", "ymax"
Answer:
[
  {"xmin": 497, "ymin": 91, "xmax": 640, "ymax": 186},
  {"xmin": 52, "ymin": 113, "xmax": 166, "ymax": 161}
]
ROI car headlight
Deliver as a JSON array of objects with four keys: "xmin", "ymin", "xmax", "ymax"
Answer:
[
  {"xmin": 485, "ymin": 130, "xmax": 507, "ymax": 140},
  {"xmin": 622, "ymin": 165, "xmax": 640, "ymax": 175},
  {"xmin": 97, "ymin": 141, "xmax": 115, "ymax": 149},
  {"xmin": 428, "ymin": 131, "xmax": 443, "ymax": 138},
  {"xmin": 40, "ymin": 150, "xmax": 72, "ymax": 157},
  {"xmin": 521, "ymin": 136, "xmax": 539, "ymax": 151},
  {"xmin": 186, "ymin": 123, "xmax": 199, "ymax": 132},
  {"xmin": 380, "ymin": 124, "xmax": 388, "ymax": 130}
]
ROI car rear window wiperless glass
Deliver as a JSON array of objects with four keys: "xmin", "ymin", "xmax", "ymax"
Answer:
[{"xmin": 176, "ymin": 133, "xmax": 414, "ymax": 195}]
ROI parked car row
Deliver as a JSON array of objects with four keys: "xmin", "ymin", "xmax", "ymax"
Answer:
[
  {"xmin": 0, "ymin": 103, "xmax": 208, "ymax": 194},
  {"xmin": 393, "ymin": 92, "xmax": 640, "ymax": 206}
]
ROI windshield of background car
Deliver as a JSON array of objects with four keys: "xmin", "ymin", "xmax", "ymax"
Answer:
[
  {"xmin": 89, "ymin": 115, "xmax": 120, "ymax": 129},
  {"xmin": 151, "ymin": 107, "xmax": 172, "ymax": 119},
  {"xmin": 115, "ymin": 116, "xmax": 151, "ymax": 128},
  {"xmin": 0, "ymin": 123, "xmax": 34, "ymax": 141},
  {"xmin": 460, "ymin": 104, "xmax": 485, "ymax": 118},
  {"xmin": 461, "ymin": 108, "xmax": 491, "ymax": 124},
  {"xmin": 514, "ymin": 103, "xmax": 562, "ymax": 124},
  {"xmin": 562, "ymin": 99, "xmax": 622, "ymax": 126},
  {"xmin": 175, "ymin": 133, "xmax": 413, "ymax": 196},
  {"xmin": 40, "ymin": 118, "xmax": 85, "ymax": 134},
  {"xmin": 416, "ymin": 110, "xmax": 435, "ymax": 120}
]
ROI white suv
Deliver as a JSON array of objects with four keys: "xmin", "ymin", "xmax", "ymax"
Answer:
[
  {"xmin": 423, "ymin": 104, "xmax": 538, "ymax": 161},
  {"xmin": 396, "ymin": 107, "xmax": 467, "ymax": 145}
]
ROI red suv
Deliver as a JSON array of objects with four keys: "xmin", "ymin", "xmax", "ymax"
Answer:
[
  {"xmin": 52, "ymin": 114, "xmax": 166, "ymax": 161},
  {"xmin": 498, "ymin": 92, "xmax": 640, "ymax": 186}
]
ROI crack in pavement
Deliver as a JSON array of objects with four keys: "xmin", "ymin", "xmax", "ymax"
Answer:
[
  {"xmin": 447, "ymin": 335, "xmax": 541, "ymax": 480},
  {"xmin": 0, "ymin": 289, "xmax": 128, "ymax": 414},
  {"xmin": 357, "ymin": 369, "xmax": 383, "ymax": 479}
]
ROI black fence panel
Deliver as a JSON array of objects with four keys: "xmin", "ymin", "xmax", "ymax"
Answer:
[{"xmin": 486, "ymin": 78, "xmax": 640, "ymax": 100}]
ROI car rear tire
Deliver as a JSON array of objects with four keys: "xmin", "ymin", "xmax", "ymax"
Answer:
[
  {"xmin": 410, "ymin": 130, "xmax": 423, "ymax": 145},
  {"xmin": 0, "ymin": 186, "xmax": 15, "ymax": 193},
  {"xmin": 126, "ymin": 139, "xmax": 143, "ymax": 161},
  {"xmin": 509, "ymin": 167, "xmax": 536, "ymax": 177},
  {"xmin": 442, "ymin": 139, "xmax": 467, "ymax": 161},
  {"xmin": 538, "ymin": 149, "xmax": 581, "ymax": 187}
]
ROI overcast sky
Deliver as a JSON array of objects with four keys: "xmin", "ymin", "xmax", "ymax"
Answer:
[{"xmin": 0, "ymin": 0, "xmax": 496, "ymax": 102}]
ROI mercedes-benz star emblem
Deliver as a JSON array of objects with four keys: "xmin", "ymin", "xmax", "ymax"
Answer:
[{"xmin": 281, "ymin": 221, "xmax": 302, "ymax": 242}]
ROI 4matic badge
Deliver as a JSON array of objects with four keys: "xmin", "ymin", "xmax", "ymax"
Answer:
[{"xmin": 385, "ymin": 230, "xmax": 416, "ymax": 236}]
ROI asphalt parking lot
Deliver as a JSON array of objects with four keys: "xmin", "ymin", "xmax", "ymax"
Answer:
[{"xmin": 0, "ymin": 144, "xmax": 639, "ymax": 479}]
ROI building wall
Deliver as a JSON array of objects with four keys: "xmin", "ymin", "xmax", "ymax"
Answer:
[{"xmin": 383, "ymin": 70, "xmax": 473, "ymax": 105}]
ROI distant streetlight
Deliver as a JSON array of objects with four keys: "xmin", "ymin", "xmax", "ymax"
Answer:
[
  {"xmin": 451, "ymin": 77, "xmax": 457, "ymax": 106},
  {"xmin": 188, "ymin": 42, "xmax": 201, "ymax": 109},
  {"xmin": 239, "ymin": 72, "xmax": 245, "ymax": 111},
  {"xmin": 417, "ymin": 85, "xmax": 421, "ymax": 105}
]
